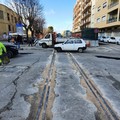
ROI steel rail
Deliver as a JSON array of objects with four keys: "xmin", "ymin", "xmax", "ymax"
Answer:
[
  {"xmin": 35, "ymin": 50, "xmax": 56, "ymax": 120},
  {"xmin": 68, "ymin": 53, "xmax": 120, "ymax": 120}
]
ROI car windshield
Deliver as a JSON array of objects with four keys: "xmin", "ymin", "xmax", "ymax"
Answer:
[
  {"xmin": 111, "ymin": 37, "xmax": 115, "ymax": 39},
  {"xmin": 64, "ymin": 40, "xmax": 74, "ymax": 44},
  {"xmin": 102, "ymin": 36, "xmax": 106, "ymax": 38}
]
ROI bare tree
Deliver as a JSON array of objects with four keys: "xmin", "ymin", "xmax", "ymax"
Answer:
[
  {"xmin": 7, "ymin": 0, "xmax": 45, "ymax": 41},
  {"xmin": 33, "ymin": 17, "xmax": 46, "ymax": 34}
]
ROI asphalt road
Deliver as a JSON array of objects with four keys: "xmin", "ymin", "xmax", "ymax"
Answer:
[{"xmin": 0, "ymin": 43, "xmax": 120, "ymax": 120}]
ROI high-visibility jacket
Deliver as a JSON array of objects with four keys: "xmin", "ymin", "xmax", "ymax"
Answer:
[{"xmin": 0, "ymin": 42, "xmax": 6, "ymax": 64}]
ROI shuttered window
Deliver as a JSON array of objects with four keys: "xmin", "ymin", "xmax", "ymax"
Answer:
[{"xmin": 0, "ymin": 10, "xmax": 4, "ymax": 19}]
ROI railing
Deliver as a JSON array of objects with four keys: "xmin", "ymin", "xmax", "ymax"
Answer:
[
  {"xmin": 107, "ymin": 17, "xmax": 117, "ymax": 23},
  {"xmin": 82, "ymin": 2, "xmax": 91, "ymax": 13},
  {"xmin": 108, "ymin": 2, "xmax": 119, "ymax": 9},
  {"xmin": 82, "ymin": 13, "xmax": 91, "ymax": 20}
]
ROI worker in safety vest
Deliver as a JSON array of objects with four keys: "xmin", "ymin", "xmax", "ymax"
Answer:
[{"xmin": 0, "ymin": 42, "xmax": 7, "ymax": 65}]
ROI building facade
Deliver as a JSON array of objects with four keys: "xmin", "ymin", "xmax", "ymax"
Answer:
[
  {"xmin": 80, "ymin": 0, "xmax": 92, "ymax": 29},
  {"xmin": 94, "ymin": 0, "xmax": 120, "ymax": 37},
  {"xmin": 73, "ymin": 0, "xmax": 120, "ymax": 37},
  {"xmin": 0, "ymin": 4, "xmax": 18, "ymax": 37},
  {"xmin": 73, "ymin": 0, "xmax": 92, "ymax": 32},
  {"xmin": 73, "ymin": 0, "xmax": 81, "ymax": 32}
]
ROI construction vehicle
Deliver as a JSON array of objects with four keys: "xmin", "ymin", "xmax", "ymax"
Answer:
[{"xmin": 38, "ymin": 33, "xmax": 67, "ymax": 48}]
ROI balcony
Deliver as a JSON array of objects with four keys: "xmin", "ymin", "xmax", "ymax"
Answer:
[
  {"xmin": 80, "ymin": 19, "xmax": 91, "ymax": 28},
  {"xmin": 85, "ymin": 20, "xmax": 91, "ymax": 25},
  {"xmin": 84, "ymin": 0, "xmax": 91, "ymax": 5},
  {"xmin": 108, "ymin": 2, "xmax": 119, "ymax": 9},
  {"xmin": 82, "ymin": 2, "xmax": 91, "ymax": 13},
  {"xmin": 82, "ymin": 12, "xmax": 91, "ymax": 20},
  {"xmin": 107, "ymin": 17, "xmax": 117, "ymax": 23}
]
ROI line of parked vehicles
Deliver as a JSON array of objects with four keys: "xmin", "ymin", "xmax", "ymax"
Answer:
[
  {"xmin": 3, "ymin": 34, "xmax": 120, "ymax": 60},
  {"xmin": 98, "ymin": 36, "xmax": 120, "ymax": 45}
]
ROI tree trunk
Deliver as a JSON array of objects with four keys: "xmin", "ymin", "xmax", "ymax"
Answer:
[{"xmin": 26, "ymin": 29, "xmax": 29, "ymax": 43}]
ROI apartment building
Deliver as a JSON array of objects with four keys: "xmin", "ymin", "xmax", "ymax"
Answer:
[
  {"xmin": 80, "ymin": 0, "xmax": 92, "ymax": 29},
  {"xmin": 91, "ymin": 0, "xmax": 96, "ymax": 28},
  {"xmin": 0, "ymin": 4, "xmax": 18, "ymax": 36},
  {"xmin": 73, "ymin": 0, "xmax": 81, "ymax": 32},
  {"xmin": 73, "ymin": 0, "xmax": 92, "ymax": 33},
  {"xmin": 73, "ymin": 0, "xmax": 120, "ymax": 37},
  {"xmin": 94, "ymin": 0, "xmax": 120, "ymax": 37}
]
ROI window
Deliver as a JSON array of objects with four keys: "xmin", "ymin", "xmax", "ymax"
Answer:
[
  {"xmin": 98, "ymin": 6, "xmax": 101, "ymax": 12},
  {"xmin": 75, "ymin": 40, "xmax": 82, "ymax": 43},
  {"xmin": 65, "ymin": 40, "xmax": 73, "ymax": 44},
  {"xmin": 8, "ymin": 25, "xmax": 11, "ymax": 31},
  {"xmin": 45, "ymin": 34, "xmax": 50, "ymax": 39},
  {"xmin": 110, "ymin": 37, "xmax": 115, "ymax": 39},
  {"xmin": 7, "ymin": 13, "xmax": 10, "ymax": 21},
  {"xmin": 102, "ymin": 16, "xmax": 106, "ymax": 21},
  {"xmin": 103, "ymin": 2, "xmax": 107, "ymax": 8},
  {"xmin": 15, "ymin": 17, "xmax": 17, "ymax": 23},
  {"xmin": 11, "ymin": 15, "xmax": 13, "ymax": 22},
  {"xmin": 97, "ymin": 18, "xmax": 100, "ymax": 22},
  {"xmin": 0, "ymin": 10, "xmax": 4, "ymax": 19}
]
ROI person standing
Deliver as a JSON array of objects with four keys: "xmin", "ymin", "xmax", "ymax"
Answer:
[
  {"xmin": 0, "ymin": 42, "xmax": 7, "ymax": 65},
  {"xmin": 28, "ymin": 37, "xmax": 34, "ymax": 47},
  {"xmin": 16, "ymin": 35, "xmax": 21, "ymax": 49}
]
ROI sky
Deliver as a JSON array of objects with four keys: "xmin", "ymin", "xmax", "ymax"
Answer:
[
  {"xmin": 41, "ymin": 0, "xmax": 76, "ymax": 33},
  {"xmin": 0, "ymin": 0, "xmax": 76, "ymax": 33}
]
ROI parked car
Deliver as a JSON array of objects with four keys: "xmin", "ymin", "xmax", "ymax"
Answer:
[
  {"xmin": 98, "ymin": 36, "xmax": 108, "ymax": 42},
  {"xmin": 3, "ymin": 43, "xmax": 19, "ymax": 58},
  {"xmin": 98, "ymin": 36, "xmax": 105, "ymax": 42},
  {"xmin": 107, "ymin": 37, "xmax": 116, "ymax": 43},
  {"xmin": 115, "ymin": 37, "xmax": 120, "ymax": 45},
  {"xmin": 102, "ymin": 36, "xmax": 110, "ymax": 42},
  {"xmin": 54, "ymin": 38, "xmax": 87, "ymax": 52}
]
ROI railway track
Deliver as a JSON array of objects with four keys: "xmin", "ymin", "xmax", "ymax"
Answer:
[
  {"xmin": 35, "ymin": 50, "xmax": 56, "ymax": 120},
  {"xmin": 68, "ymin": 53, "xmax": 120, "ymax": 120}
]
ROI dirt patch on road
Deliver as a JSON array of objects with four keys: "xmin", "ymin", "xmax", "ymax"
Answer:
[
  {"xmin": 25, "ymin": 80, "xmax": 45, "ymax": 120},
  {"xmin": 45, "ymin": 66, "xmax": 56, "ymax": 120},
  {"xmin": 25, "ymin": 63, "xmax": 56, "ymax": 120}
]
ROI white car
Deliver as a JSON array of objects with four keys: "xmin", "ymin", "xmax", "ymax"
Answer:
[
  {"xmin": 98, "ymin": 36, "xmax": 106, "ymax": 42},
  {"xmin": 54, "ymin": 38, "xmax": 87, "ymax": 52},
  {"xmin": 98, "ymin": 36, "xmax": 109, "ymax": 42},
  {"xmin": 103, "ymin": 36, "xmax": 110, "ymax": 42},
  {"xmin": 108, "ymin": 37, "xmax": 116, "ymax": 43},
  {"xmin": 116, "ymin": 37, "xmax": 120, "ymax": 45}
]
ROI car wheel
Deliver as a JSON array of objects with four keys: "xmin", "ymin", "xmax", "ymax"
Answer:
[
  {"xmin": 57, "ymin": 47, "xmax": 62, "ymax": 52},
  {"xmin": 7, "ymin": 51, "xmax": 13, "ymax": 58},
  {"xmin": 42, "ymin": 43, "xmax": 47, "ymax": 48},
  {"xmin": 117, "ymin": 42, "xmax": 119, "ymax": 45},
  {"xmin": 78, "ymin": 48, "xmax": 83, "ymax": 53}
]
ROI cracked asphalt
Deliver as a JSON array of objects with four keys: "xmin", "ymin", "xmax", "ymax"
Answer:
[
  {"xmin": 0, "ymin": 43, "xmax": 120, "ymax": 120},
  {"xmin": 0, "ymin": 46, "xmax": 53, "ymax": 120}
]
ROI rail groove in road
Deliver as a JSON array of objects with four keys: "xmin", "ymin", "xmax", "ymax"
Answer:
[
  {"xmin": 68, "ymin": 53, "xmax": 120, "ymax": 120},
  {"xmin": 35, "ymin": 50, "xmax": 56, "ymax": 120}
]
